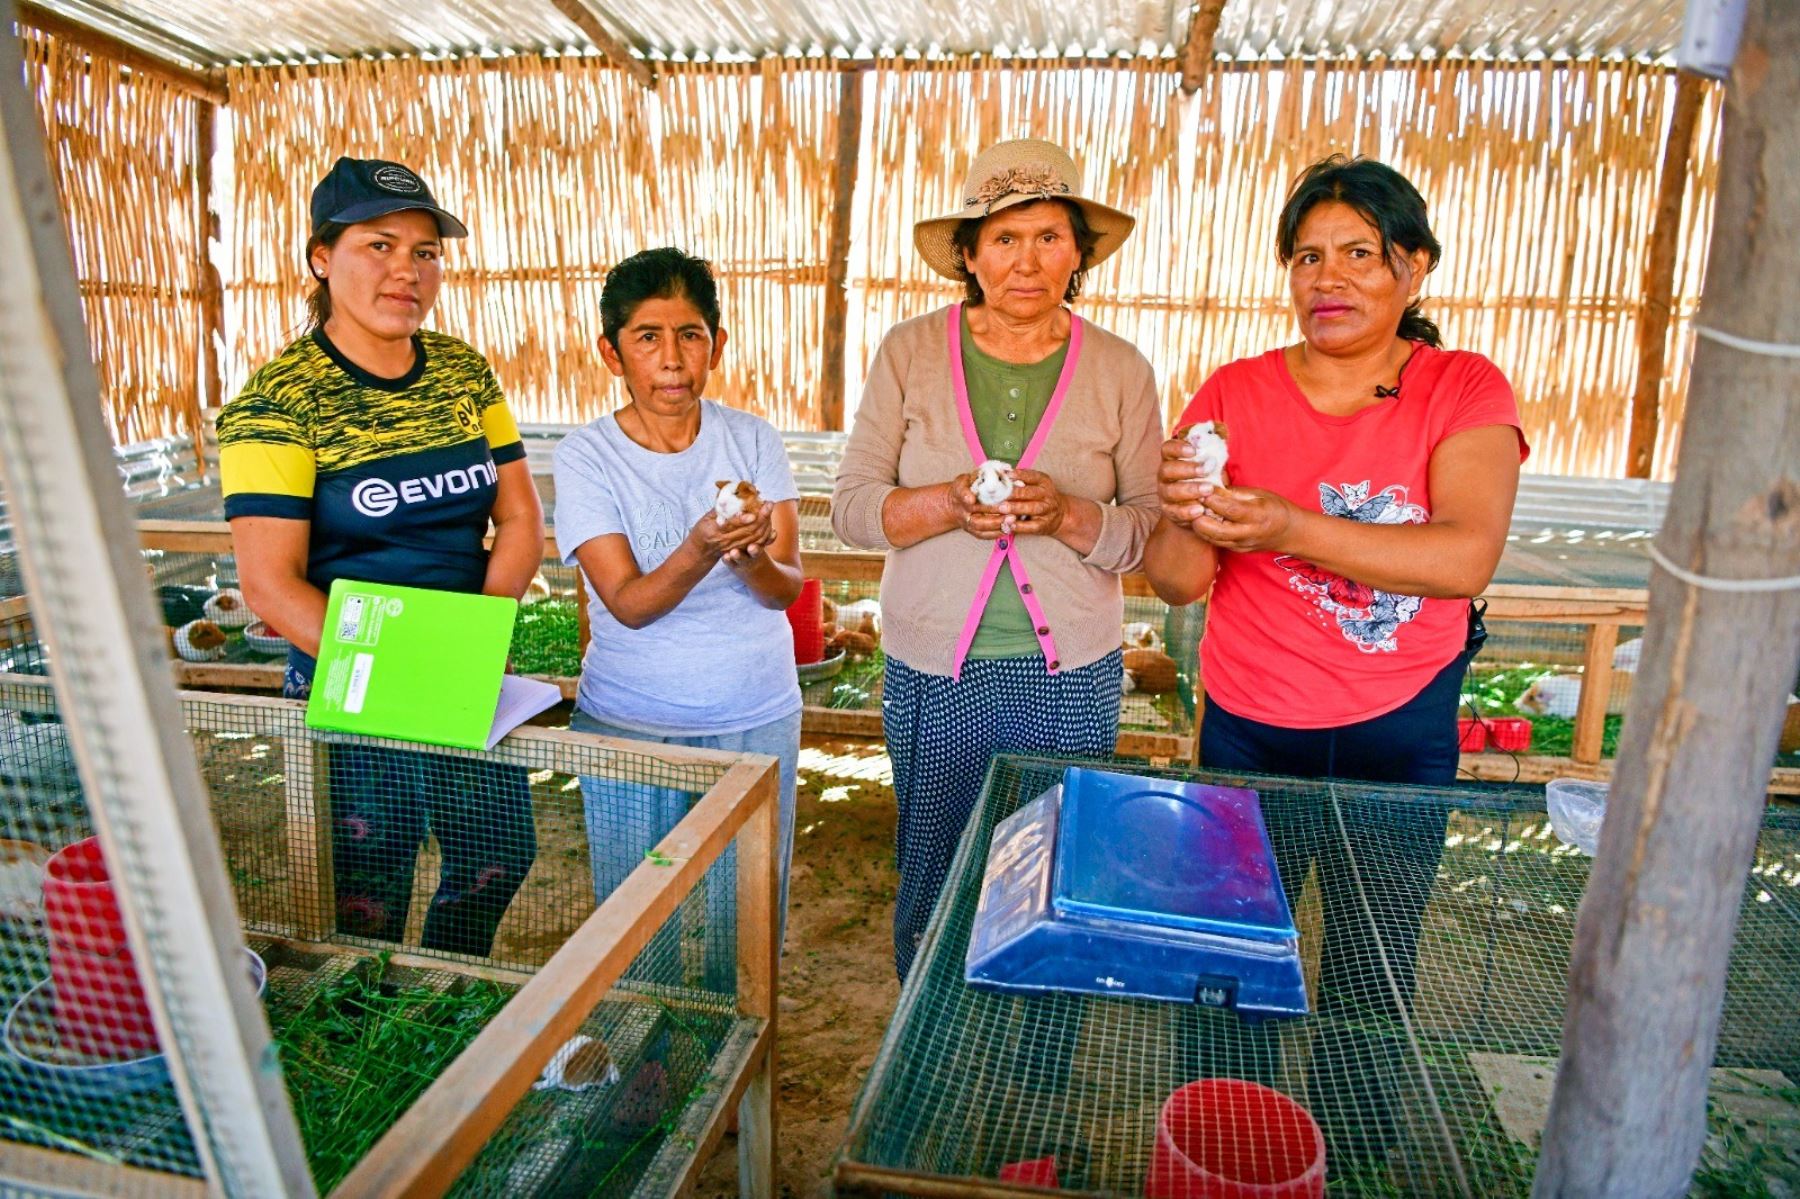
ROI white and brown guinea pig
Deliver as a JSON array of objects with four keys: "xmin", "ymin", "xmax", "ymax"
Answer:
[
  {"xmin": 1173, "ymin": 420, "xmax": 1230, "ymax": 487},
  {"xmin": 532, "ymin": 1033, "xmax": 619, "ymax": 1093},
  {"xmin": 971, "ymin": 459, "xmax": 1017, "ymax": 507},
  {"xmin": 713, "ymin": 480, "xmax": 763, "ymax": 523}
]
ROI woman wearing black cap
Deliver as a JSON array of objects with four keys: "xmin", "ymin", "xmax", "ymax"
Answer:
[{"xmin": 219, "ymin": 157, "xmax": 544, "ymax": 957}]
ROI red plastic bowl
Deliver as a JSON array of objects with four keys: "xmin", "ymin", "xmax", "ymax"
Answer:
[
  {"xmin": 1146, "ymin": 1078, "xmax": 1324, "ymax": 1199},
  {"xmin": 1456, "ymin": 717, "xmax": 1488, "ymax": 753}
]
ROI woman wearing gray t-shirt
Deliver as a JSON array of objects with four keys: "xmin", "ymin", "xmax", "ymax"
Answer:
[{"xmin": 552, "ymin": 248, "xmax": 803, "ymax": 988}]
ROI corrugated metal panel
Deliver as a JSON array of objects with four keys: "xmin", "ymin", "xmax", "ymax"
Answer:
[{"xmin": 27, "ymin": 0, "xmax": 1685, "ymax": 66}]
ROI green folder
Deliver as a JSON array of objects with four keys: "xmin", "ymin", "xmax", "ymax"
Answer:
[{"xmin": 305, "ymin": 579, "xmax": 559, "ymax": 751}]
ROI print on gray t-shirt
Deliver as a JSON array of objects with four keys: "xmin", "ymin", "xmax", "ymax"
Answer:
[{"xmin": 552, "ymin": 400, "xmax": 802, "ymax": 735}]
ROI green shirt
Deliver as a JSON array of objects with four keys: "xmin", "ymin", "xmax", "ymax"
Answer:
[{"xmin": 960, "ymin": 314, "xmax": 1069, "ymax": 659}]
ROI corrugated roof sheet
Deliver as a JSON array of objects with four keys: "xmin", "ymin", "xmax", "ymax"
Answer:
[{"xmin": 26, "ymin": 0, "xmax": 1687, "ymax": 66}]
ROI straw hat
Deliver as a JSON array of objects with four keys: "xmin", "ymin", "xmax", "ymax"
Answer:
[{"xmin": 913, "ymin": 138, "xmax": 1135, "ymax": 281}]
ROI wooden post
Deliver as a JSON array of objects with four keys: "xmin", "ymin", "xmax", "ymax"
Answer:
[
  {"xmin": 546, "ymin": 0, "xmax": 656, "ymax": 90},
  {"xmin": 1571, "ymin": 623, "xmax": 1619, "ymax": 765},
  {"xmin": 1625, "ymin": 71, "xmax": 1707, "ymax": 480},
  {"xmin": 280, "ymin": 735, "xmax": 334, "ymax": 940},
  {"xmin": 194, "ymin": 100, "xmax": 223, "ymax": 467},
  {"xmin": 1179, "ymin": 0, "xmax": 1230, "ymax": 95},
  {"xmin": 735, "ymin": 759, "xmax": 780, "ymax": 1198},
  {"xmin": 818, "ymin": 66, "xmax": 864, "ymax": 433},
  {"xmin": 1534, "ymin": 2, "xmax": 1800, "ymax": 1193}
]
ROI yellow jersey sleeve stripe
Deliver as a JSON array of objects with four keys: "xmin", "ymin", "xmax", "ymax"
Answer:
[
  {"xmin": 220, "ymin": 442, "xmax": 316, "ymax": 499},
  {"xmin": 482, "ymin": 400, "xmax": 522, "ymax": 451}
]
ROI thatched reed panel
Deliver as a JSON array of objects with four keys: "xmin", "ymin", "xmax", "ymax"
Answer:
[
  {"xmin": 19, "ymin": 24, "xmax": 206, "ymax": 446},
  {"xmin": 224, "ymin": 56, "xmax": 842, "ymax": 431},
  {"xmin": 851, "ymin": 58, "xmax": 1718, "ymax": 479}
]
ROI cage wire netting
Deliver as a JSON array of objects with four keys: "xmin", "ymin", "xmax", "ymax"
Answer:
[
  {"xmin": 0, "ymin": 664, "xmax": 757, "ymax": 1194},
  {"xmin": 839, "ymin": 753, "xmax": 1800, "ymax": 1197}
]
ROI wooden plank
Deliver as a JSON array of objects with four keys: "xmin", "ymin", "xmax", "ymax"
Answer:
[
  {"xmin": 332, "ymin": 759, "xmax": 778, "ymax": 1199},
  {"xmin": 736, "ymin": 746, "xmax": 780, "ymax": 1198},
  {"xmin": 641, "ymin": 1021, "xmax": 772, "ymax": 1197},
  {"xmin": 837, "ymin": 1161, "xmax": 1109, "ymax": 1199},
  {"xmin": 13, "ymin": 2, "xmax": 225, "ymax": 104},
  {"xmin": 0, "ymin": 1141, "xmax": 208, "ymax": 1199},
  {"xmin": 258, "ymin": 934, "xmax": 540, "ymax": 988},
  {"xmin": 173, "ymin": 661, "xmax": 284, "ymax": 690},
  {"xmin": 1115, "ymin": 729, "xmax": 1190, "ymax": 760},
  {"xmin": 170, "ymin": 687, "xmax": 748, "ymax": 773},
  {"xmin": 280, "ymin": 734, "xmax": 333, "ymax": 940},
  {"xmin": 802, "ymin": 705, "xmax": 882, "ymax": 737},
  {"xmin": 802, "ymin": 548, "xmax": 886, "ymax": 583},
  {"xmin": 1626, "ymin": 71, "xmax": 1706, "ymax": 479},
  {"xmin": 545, "ymin": 0, "xmax": 656, "ymax": 90},
  {"xmin": 1178, "ymin": 0, "xmax": 1230, "ymax": 95},
  {"xmin": 138, "ymin": 518, "xmax": 231, "ymax": 552},
  {"xmin": 737, "ymin": 1047, "xmax": 776, "ymax": 1199},
  {"xmin": 1572, "ymin": 623, "xmax": 1620, "ymax": 765},
  {"xmin": 818, "ymin": 66, "xmax": 865, "ymax": 433}
]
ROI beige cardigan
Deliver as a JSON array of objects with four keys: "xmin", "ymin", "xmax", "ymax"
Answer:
[{"xmin": 832, "ymin": 305, "xmax": 1164, "ymax": 678}]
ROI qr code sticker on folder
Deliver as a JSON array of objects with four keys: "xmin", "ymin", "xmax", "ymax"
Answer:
[{"xmin": 337, "ymin": 595, "xmax": 366, "ymax": 642}]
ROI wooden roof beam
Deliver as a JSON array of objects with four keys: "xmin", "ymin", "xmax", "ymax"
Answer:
[
  {"xmin": 1179, "ymin": 0, "xmax": 1229, "ymax": 94},
  {"xmin": 548, "ymin": 0, "xmax": 656, "ymax": 90},
  {"xmin": 15, "ymin": 1, "xmax": 225, "ymax": 104}
]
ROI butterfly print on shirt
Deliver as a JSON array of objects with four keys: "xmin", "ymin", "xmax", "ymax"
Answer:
[{"xmin": 1275, "ymin": 481, "xmax": 1429, "ymax": 653}]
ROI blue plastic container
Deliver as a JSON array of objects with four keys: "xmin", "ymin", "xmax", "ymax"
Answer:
[{"xmin": 965, "ymin": 767, "xmax": 1308, "ymax": 1020}]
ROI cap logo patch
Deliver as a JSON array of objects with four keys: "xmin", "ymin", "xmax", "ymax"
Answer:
[{"xmin": 372, "ymin": 165, "xmax": 423, "ymax": 194}]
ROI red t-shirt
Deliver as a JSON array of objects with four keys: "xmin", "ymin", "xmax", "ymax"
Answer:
[{"xmin": 1178, "ymin": 344, "xmax": 1528, "ymax": 728}]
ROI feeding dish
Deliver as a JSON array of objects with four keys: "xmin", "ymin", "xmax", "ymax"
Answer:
[{"xmin": 3, "ymin": 947, "xmax": 266, "ymax": 1096}]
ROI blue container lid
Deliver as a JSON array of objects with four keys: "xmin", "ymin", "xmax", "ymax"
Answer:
[{"xmin": 1050, "ymin": 767, "xmax": 1296, "ymax": 943}]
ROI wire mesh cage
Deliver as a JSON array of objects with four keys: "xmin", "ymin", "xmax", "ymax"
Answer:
[
  {"xmin": 836, "ymin": 753, "xmax": 1800, "ymax": 1197},
  {"xmin": 0, "ymin": 664, "xmax": 780, "ymax": 1195}
]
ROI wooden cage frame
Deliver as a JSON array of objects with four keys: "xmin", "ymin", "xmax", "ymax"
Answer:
[{"xmin": 0, "ymin": 672, "xmax": 782, "ymax": 1199}]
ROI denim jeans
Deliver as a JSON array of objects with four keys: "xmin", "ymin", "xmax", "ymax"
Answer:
[{"xmin": 568, "ymin": 707, "xmax": 799, "ymax": 993}]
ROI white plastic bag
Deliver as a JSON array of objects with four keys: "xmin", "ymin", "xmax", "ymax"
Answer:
[{"xmin": 1546, "ymin": 778, "xmax": 1608, "ymax": 856}]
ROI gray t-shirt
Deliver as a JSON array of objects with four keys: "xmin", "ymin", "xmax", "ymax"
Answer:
[{"xmin": 553, "ymin": 400, "xmax": 802, "ymax": 735}]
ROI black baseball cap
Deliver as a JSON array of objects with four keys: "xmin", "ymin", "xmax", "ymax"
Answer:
[{"xmin": 309, "ymin": 157, "xmax": 469, "ymax": 238}]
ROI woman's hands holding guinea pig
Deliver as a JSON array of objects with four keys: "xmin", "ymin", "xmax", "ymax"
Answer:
[
  {"xmin": 1186, "ymin": 487, "xmax": 1300, "ymax": 554},
  {"xmin": 944, "ymin": 473, "xmax": 1009, "ymax": 541},
  {"xmin": 687, "ymin": 508, "xmax": 774, "ymax": 565},
  {"xmin": 998, "ymin": 469, "xmax": 1068, "ymax": 538},
  {"xmin": 1158, "ymin": 434, "xmax": 1223, "ymax": 528}
]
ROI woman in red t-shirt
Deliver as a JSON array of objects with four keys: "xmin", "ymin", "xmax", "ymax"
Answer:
[{"xmin": 1144, "ymin": 155, "xmax": 1527, "ymax": 1166}]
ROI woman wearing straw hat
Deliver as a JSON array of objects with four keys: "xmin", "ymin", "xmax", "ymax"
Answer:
[
  {"xmin": 833, "ymin": 138, "xmax": 1163, "ymax": 979},
  {"xmin": 1145, "ymin": 155, "xmax": 1528, "ymax": 1165},
  {"xmin": 219, "ymin": 157, "xmax": 543, "ymax": 958}
]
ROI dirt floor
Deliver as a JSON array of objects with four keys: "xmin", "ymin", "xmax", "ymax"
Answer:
[{"xmin": 694, "ymin": 735, "xmax": 901, "ymax": 1198}]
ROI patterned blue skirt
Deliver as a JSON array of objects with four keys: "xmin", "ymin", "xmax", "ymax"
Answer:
[{"xmin": 882, "ymin": 649, "xmax": 1123, "ymax": 979}]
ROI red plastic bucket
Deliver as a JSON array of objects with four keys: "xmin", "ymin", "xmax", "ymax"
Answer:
[
  {"xmin": 1145, "ymin": 1079, "xmax": 1324, "ymax": 1199},
  {"xmin": 786, "ymin": 578, "xmax": 825, "ymax": 665},
  {"xmin": 41, "ymin": 837, "xmax": 157, "ymax": 1056}
]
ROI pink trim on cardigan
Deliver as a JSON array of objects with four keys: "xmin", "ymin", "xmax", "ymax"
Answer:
[{"xmin": 945, "ymin": 302, "xmax": 1085, "ymax": 680}]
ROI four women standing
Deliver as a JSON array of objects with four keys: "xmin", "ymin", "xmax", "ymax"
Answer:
[{"xmin": 224, "ymin": 146, "xmax": 1527, "ymax": 1168}]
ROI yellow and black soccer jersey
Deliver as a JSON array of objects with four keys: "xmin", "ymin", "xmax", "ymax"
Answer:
[{"xmin": 219, "ymin": 328, "xmax": 526, "ymax": 596}]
